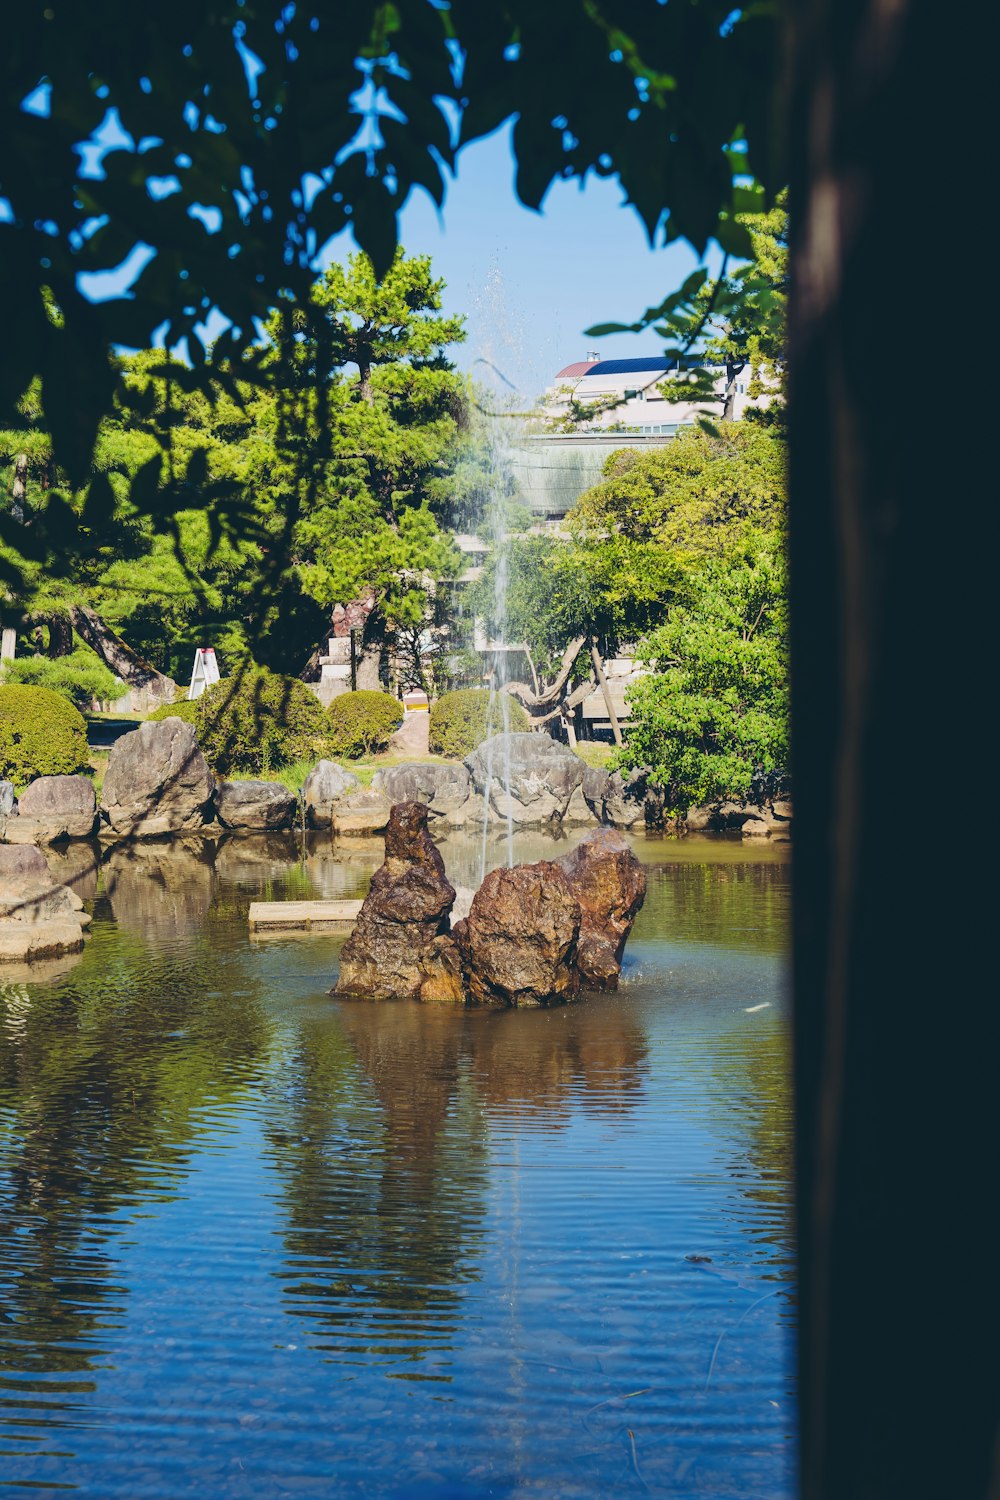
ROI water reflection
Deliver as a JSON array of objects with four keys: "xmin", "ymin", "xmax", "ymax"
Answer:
[
  {"xmin": 0, "ymin": 828, "xmax": 794, "ymax": 1498},
  {"xmin": 103, "ymin": 839, "xmax": 218, "ymax": 937}
]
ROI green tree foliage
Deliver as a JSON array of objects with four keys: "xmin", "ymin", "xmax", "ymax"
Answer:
[
  {"xmin": 0, "ymin": 684, "xmax": 89, "ymax": 784},
  {"xmin": 570, "ymin": 423, "xmax": 787, "ymax": 559},
  {"xmin": 587, "ymin": 194, "xmax": 788, "ymax": 425},
  {"xmin": 1, "ymin": 645, "xmax": 123, "ymax": 712},
  {"xmin": 194, "ymin": 669, "xmax": 332, "ymax": 776},
  {"xmin": 0, "ymin": 3, "xmax": 778, "ymax": 563},
  {"xmin": 326, "ymin": 690, "xmax": 403, "ymax": 759},
  {"xmin": 620, "ymin": 532, "xmax": 789, "ymax": 811},
  {"xmin": 428, "ymin": 688, "xmax": 530, "ymax": 759}
]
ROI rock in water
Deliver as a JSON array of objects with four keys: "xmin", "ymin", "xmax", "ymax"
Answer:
[
  {"xmin": 556, "ymin": 829, "xmax": 647, "ymax": 988},
  {"xmin": 465, "ymin": 733, "xmax": 584, "ymax": 825},
  {"xmin": 371, "ymin": 762, "xmax": 472, "ymax": 824},
  {"xmin": 5, "ymin": 775, "xmax": 96, "ymax": 842},
  {"xmin": 100, "ymin": 719, "xmax": 215, "ymax": 839},
  {"xmin": 0, "ymin": 843, "xmax": 91, "ymax": 967},
  {"xmin": 215, "ymin": 779, "xmax": 297, "ymax": 831},
  {"xmin": 455, "ymin": 861, "xmax": 581, "ymax": 1007},
  {"xmin": 335, "ymin": 802, "xmax": 456, "ymax": 1000},
  {"xmin": 302, "ymin": 760, "xmax": 360, "ymax": 828}
]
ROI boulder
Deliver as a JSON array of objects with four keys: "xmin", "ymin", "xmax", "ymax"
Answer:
[
  {"xmin": 387, "ymin": 711, "xmax": 430, "ymax": 757},
  {"xmin": 302, "ymin": 760, "xmax": 360, "ymax": 828},
  {"xmin": 771, "ymin": 799, "xmax": 793, "ymax": 822},
  {"xmin": 465, "ymin": 733, "xmax": 584, "ymax": 825},
  {"xmin": 741, "ymin": 817, "xmax": 772, "ymax": 838},
  {"xmin": 0, "ymin": 842, "xmax": 91, "ymax": 965},
  {"xmin": 582, "ymin": 766, "xmax": 649, "ymax": 828},
  {"xmin": 335, "ymin": 801, "xmax": 456, "ymax": 1000},
  {"xmin": 563, "ymin": 784, "xmax": 600, "ymax": 826},
  {"xmin": 8, "ymin": 775, "xmax": 97, "ymax": 842},
  {"xmin": 556, "ymin": 829, "xmax": 647, "ymax": 989},
  {"xmin": 455, "ymin": 861, "xmax": 581, "ymax": 1007},
  {"xmin": 0, "ymin": 782, "xmax": 16, "ymax": 819},
  {"xmin": 371, "ymin": 762, "xmax": 472, "ymax": 823},
  {"xmin": 331, "ymin": 788, "xmax": 393, "ymax": 837},
  {"xmin": 215, "ymin": 779, "xmax": 297, "ymax": 831},
  {"xmin": 100, "ymin": 719, "xmax": 215, "ymax": 839}
]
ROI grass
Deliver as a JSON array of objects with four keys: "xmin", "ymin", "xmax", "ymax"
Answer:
[{"xmin": 571, "ymin": 741, "xmax": 616, "ymax": 770}]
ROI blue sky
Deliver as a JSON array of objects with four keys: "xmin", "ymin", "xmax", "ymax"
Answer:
[{"xmin": 323, "ymin": 122, "xmax": 711, "ymax": 400}]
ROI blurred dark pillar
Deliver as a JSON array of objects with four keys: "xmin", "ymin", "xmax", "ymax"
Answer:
[{"xmin": 787, "ymin": 2, "xmax": 994, "ymax": 1496}]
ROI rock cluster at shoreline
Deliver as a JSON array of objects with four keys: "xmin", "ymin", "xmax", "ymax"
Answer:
[
  {"xmin": 1, "ymin": 720, "xmax": 791, "ymax": 848},
  {"xmin": 335, "ymin": 803, "xmax": 647, "ymax": 1008}
]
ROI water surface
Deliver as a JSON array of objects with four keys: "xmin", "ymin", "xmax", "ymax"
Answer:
[{"xmin": 0, "ymin": 829, "xmax": 795, "ymax": 1497}]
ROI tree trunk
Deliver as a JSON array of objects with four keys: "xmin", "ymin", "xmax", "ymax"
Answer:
[
  {"xmin": 69, "ymin": 604, "xmax": 176, "ymax": 711},
  {"xmin": 12, "ymin": 453, "xmax": 27, "ymax": 524},
  {"xmin": 46, "ymin": 615, "xmax": 73, "ymax": 658},
  {"xmin": 590, "ymin": 637, "xmax": 622, "ymax": 746},
  {"xmin": 787, "ymin": 5, "xmax": 991, "ymax": 1498}
]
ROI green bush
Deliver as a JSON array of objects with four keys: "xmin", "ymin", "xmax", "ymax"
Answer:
[
  {"xmin": 194, "ymin": 667, "xmax": 332, "ymax": 775},
  {"xmin": 2, "ymin": 647, "xmax": 123, "ymax": 712},
  {"xmin": 147, "ymin": 698, "xmax": 200, "ymax": 727},
  {"xmin": 326, "ymin": 690, "xmax": 403, "ymax": 758},
  {"xmin": 0, "ymin": 684, "xmax": 89, "ymax": 784},
  {"xmin": 428, "ymin": 688, "xmax": 530, "ymax": 758}
]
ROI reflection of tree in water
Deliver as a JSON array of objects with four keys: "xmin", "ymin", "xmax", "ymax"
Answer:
[
  {"xmin": 0, "ymin": 861, "xmax": 273, "ymax": 1385},
  {"xmin": 639, "ymin": 855, "xmax": 791, "ymax": 955},
  {"xmin": 265, "ymin": 999, "xmax": 648, "ymax": 1375},
  {"xmin": 264, "ymin": 1003, "xmax": 489, "ymax": 1379}
]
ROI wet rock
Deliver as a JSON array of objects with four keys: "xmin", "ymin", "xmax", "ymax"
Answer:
[
  {"xmin": 582, "ymin": 766, "xmax": 649, "ymax": 828},
  {"xmin": 9, "ymin": 775, "xmax": 97, "ymax": 842},
  {"xmin": 302, "ymin": 760, "xmax": 360, "ymax": 828},
  {"xmin": 556, "ymin": 829, "xmax": 647, "ymax": 989},
  {"xmin": 371, "ymin": 762, "xmax": 471, "ymax": 823},
  {"xmin": 215, "ymin": 779, "xmax": 297, "ymax": 831},
  {"xmin": 418, "ymin": 933, "xmax": 466, "ymax": 1004},
  {"xmin": 0, "ymin": 842, "xmax": 91, "ymax": 965},
  {"xmin": 332, "ymin": 788, "xmax": 393, "ymax": 837},
  {"xmin": 455, "ymin": 861, "xmax": 581, "ymax": 1007},
  {"xmin": 100, "ymin": 719, "xmax": 215, "ymax": 839},
  {"xmin": 563, "ymin": 784, "xmax": 599, "ymax": 825},
  {"xmin": 465, "ymin": 733, "xmax": 584, "ymax": 825},
  {"xmin": 335, "ymin": 802, "xmax": 456, "ymax": 1000}
]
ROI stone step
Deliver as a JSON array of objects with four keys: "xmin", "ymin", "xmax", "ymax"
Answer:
[{"xmin": 248, "ymin": 899, "xmax": 362, "ymax": 931}]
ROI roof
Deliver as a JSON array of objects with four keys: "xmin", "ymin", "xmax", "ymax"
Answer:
[
  {"xmin": 554, "ymin": 355, "xmax": 711, "ymax": 381},
  {"xmin": 554, "ymin": 360, "xmax": 600, "ymax": 379}
]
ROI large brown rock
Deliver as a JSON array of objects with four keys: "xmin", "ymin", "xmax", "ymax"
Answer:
[
  {"xmin": 455, "ymin": 861, "xmax": 581, "ymax": 1007},
  {"xmin": 556, "ymin": 829, "xmax": 647, "ymax": 989},
  {"xmin": 100, "ymin": 719, "xmax": 215, "ymax": 839},
  {"xmin": 334, "ymin": 802, "xmax": 456, "ymax": 1000},
  {"xmin": 12, "ymin": 775, "xmax": 97, "ymax": 841}
]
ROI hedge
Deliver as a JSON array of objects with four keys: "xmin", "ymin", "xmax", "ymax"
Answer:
[
  {"xmin": 194, "ymin": 667, "xmax": 332, "ymax": 775},
  {"xmin": 428, "ymin": 688, "xmax": 530, "ymax": 759},
  {"xmin": 327, "ymin": 690, "xmax": 403, "ymax": 758},
  {"xmin": 147, "ymin": 698, "xmax": 200, "ymax": 727},
  {"xmin": 0, "ymin": 684, "xmax": 89, "ymax": 784}
]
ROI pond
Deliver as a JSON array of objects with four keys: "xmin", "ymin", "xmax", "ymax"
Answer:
[{"xmin": 0, "ymin": 828, "xmax": 795, "ymax": 1498}]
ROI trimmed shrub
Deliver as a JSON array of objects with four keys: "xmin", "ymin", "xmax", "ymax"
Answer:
[
  {"xmin": 428, "ymin": 688, "xmax": 530, "ymax": 759},
  {"xmin": 194, "ymin": 667, "xmax": 332, "ymax": 775},
  {"xmin": 3, "ymin": 646, "xmax": 123, "ymax": 712},
  {"xmin": 147, "ymin": 699, "xmax": 200, "ymax": 727},
  {"xmin": 0, "ymin": 684, "xmax": 89, "ymax": 784},
  {"xmin": 326, "ymin": 690, "xmax": 403, "ymax": 759}
]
